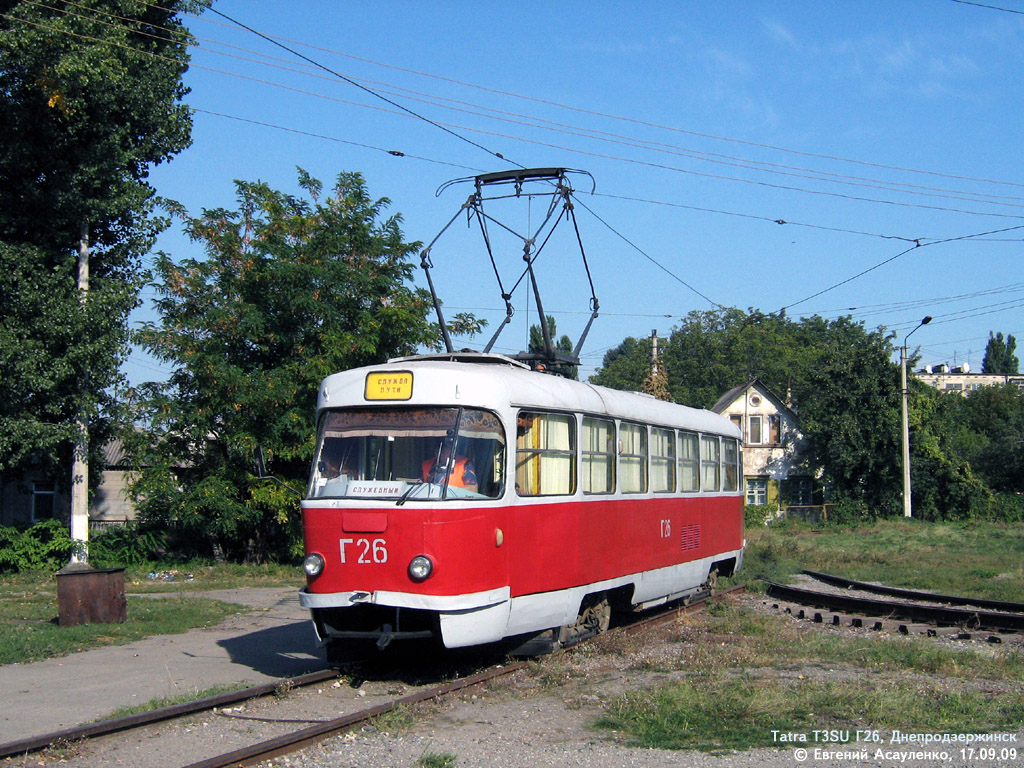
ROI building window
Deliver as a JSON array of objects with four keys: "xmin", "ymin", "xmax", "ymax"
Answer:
[
  {"xmin": 746, "ymin": 477, "xmax": 767, "ymax": 506},
  {"xmin": 768, "ymin": 414, "xmax": 781, "ymax": 444},
  {"xmin": 789, "ymin": 477, "xmax": 815, "ymax": 506},
  {"xmin": 729, "ymin": 414, "xmax": 742, "ymax": 431},
  {"xmin": 748, "ymin": 414, "xmax": 763, "ymax": 444},
  {"xmin": 32, "ymin": 483, "xmax": 56, "ymax": 521}
]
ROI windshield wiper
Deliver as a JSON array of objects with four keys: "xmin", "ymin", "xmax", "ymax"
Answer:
[{"xmin": 396, "ymin": 481, "xmax": 425, "ymax": 506}]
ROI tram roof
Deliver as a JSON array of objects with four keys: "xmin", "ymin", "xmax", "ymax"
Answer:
[{"xmin": 317, "ymin": 354, "xmax": 738, "ymax": 437}]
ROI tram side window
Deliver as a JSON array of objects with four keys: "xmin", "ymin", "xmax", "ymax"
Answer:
[
  {"xmin": 651, "ymin": 427, "xmax": 675, "ymax": 493},
  {"xmin": 679, "ymin": 431, "xmax": 700, "ymax": 493},
  {"xmin": 701, "ymin": 434, "xmax": 721, "ymax": 492},
  {"xmin": 723, "ymin": 437, "xmax": 739, "ymax": 492},
  {"xmin": 620, "ymin": 422, "xmax": 648, "ymax": 494},
  {"xmin": 516, "ymin": 412, "xmax": 576, "ymax": 496},
  {"xmin": 582, "ymin": 416, "xmax": 615, "ymax": 494}
]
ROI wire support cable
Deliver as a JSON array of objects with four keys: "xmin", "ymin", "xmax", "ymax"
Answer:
[{"xmin": 205, "ymin": 7, "xmax": 522, "ymax": 171}]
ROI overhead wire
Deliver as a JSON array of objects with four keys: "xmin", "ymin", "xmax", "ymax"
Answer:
[
  {"xmin": 25, "ymin": 0, "xmax": 1024, "ymax": 221},
  {"xmin": 12, "ymin": 1, "xmax": 1022, "ymax": 360},
  {"xmin": 204, "ymin": 6, "xmax": 523, "ymax": 171},
  {"xmin": 778, "ymin": 224, "xmax": 1024, "ymax": 314},
  {"xmin": 182, "ymin": 2, "xmax": 1024, "ymax": 193}
]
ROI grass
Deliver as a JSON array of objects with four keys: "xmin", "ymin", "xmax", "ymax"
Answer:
[
  {"xmin": 123, "ymin": 561, "xmax": 300, "ymax": 593},
  {"xmin": 596, "ymin": 518, "xmax": 1024, "ymax": 752},
  {"xmin": 104, "ymin": 683, "xmax": 250, "ymax": 719},
  {"xmin": 0, "ymin": 563, "xmax": 300, "ymax": 665},
  {"xmin": 417, "ymin": 752, "xmax": 458, "ymax": 768},
  {"xmin": 597, "ymin": 601, "xmax": 1024, "ymax": 751},
  {"xmin": 599, "ymin": 672, "xmax": 1024, "ymax": 752},
  {"xmin": 739, "ymin": 518, "xmax": 1024, "ymax": 601}
]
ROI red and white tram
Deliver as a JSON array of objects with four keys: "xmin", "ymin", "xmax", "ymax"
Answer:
[{"xmin": 299, "ymin": 352, "xmax": 744, "ymax": 658}]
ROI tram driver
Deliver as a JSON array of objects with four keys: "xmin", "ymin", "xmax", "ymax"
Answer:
[{"xmin": 422, "ymin": 442, "xmax": 478, "ymax": 493}]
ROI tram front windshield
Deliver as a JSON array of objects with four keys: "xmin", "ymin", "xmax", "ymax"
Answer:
[{"xmin": 308, "ymin": 407, "xmax": 506, "ymax": 501}]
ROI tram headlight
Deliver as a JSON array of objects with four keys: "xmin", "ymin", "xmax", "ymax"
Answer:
[
  {"xmin": 408, "ymin": 555, "xmax": 434, "ymax": 582},
  {"xmin": 303, "ymin": 553, "xmax": 325, "ymax": 578}
]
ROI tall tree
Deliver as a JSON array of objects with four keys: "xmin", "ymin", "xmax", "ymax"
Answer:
[
  {"xmin": 528, "ymin": 315, "xmax": 578, "ymax": 379},
  {"xmin": 130, "ymin": 171, "xmax": 438, "ymax": 561},
  {"xmin": 982, "ymin": 332, "xmax": 1019, "ymax": 375},
  {"xmin": 0, "ymin": 1, "xmax": 203, "ymax": 531},
  {"xmin": 592, "ymin": 310, "xmax": 912, "ymax": 514}
]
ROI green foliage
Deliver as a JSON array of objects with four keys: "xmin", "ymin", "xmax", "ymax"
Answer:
[
  {"xmin": 982, "ymin": 331, "xmax": 1019, "ymax": 375},
  {"xmin": 130, "ymin": 170, "xmax": 438, "ymax": 562},
  {"xmin": 592, "ymin": 309, "xmax": 1024, "ymax": 521},
  {"xmin": 528, "ymin": 315, "xmax": 578, "ymax": 379},
  {"xmin": 593, "ymin": 309, "xmax": 907, "ymax": 513},
  {"xmin": 0, "ymin": 520, "xmax": 78, "ymax": 573},
  {"xmin": 417, "ymin": 753, "xmax": 458, "ymax": 768},
  {"xmin": 89, "ymin": 523, "xmax": 167, "ymax": 568},
  {"xmin": 744, "ymin": 503, "xmax": 775, "ymax": 527},
  {"xmin": 0, "ymin": 0, "xmax": 202, "ymax": 483}
]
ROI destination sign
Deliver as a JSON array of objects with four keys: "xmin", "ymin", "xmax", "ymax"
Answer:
[{"xmin": 364, "ymin": 371, "xmax": 413, "ymax": 400}]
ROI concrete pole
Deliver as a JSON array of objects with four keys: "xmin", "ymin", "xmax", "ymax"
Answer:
[
  {"xmin": 70, "ymin": 223, "xmax": 90, "ymax": 564},
  {"xmin": 901, "ymin": 316, "xmax": 931, "ymax": 519},
  {"xmin": 901, "ymin": 344, "xmax": 911, "ymax": 518}
]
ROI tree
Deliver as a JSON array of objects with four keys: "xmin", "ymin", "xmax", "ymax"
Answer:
[
  {"xmin": 528, "ymin": 315, "xmax": 577, "ymax": 379},
  {"xmin": 592, "ymin": 310, "xmax": 915, "ymax": 514},
  {"xmin": 130, "ymin": 170, "xmax": 438, "ymax": 562},
  {"xmin": 982, "ymin": 332, "xmax": 1019, "ymax": 375},
  {"xmin": 0, "ymin": 1, "xmax": 202, "ymax": 522}
]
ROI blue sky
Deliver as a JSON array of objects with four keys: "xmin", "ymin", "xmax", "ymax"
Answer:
[{"xmin": 132, "ymin": 0, "xmax": 1024, "ymax": 385}]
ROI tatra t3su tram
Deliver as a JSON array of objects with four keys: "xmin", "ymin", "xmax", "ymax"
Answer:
[{"xmin": 296, "ymin": 170, "xmax": 744, "ymax": 657}]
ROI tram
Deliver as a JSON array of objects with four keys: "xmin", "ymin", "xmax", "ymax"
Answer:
[{"xmin": 298, "ymin": 352, "xmax": 744, "ymax": 657}]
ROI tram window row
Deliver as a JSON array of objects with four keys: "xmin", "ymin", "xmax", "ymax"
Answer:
[
  {"xmin": 309, "ymin": 405, "xmax": 739, "ymax": 502},
  {"xmin": 514, "ymin": 410, "xmax": 741, "ymax": 498}
]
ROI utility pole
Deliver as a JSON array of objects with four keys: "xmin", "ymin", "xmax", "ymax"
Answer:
[
  {"xmin": 901, "ymin": 316, "xmax": 931, "ymax": 519},
  {"xmin": 70, "ymin": 223, "xmax": 90, "ymax": 563}
]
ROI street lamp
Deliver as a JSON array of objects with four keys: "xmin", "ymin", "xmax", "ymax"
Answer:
[{"xmin": 901, "ymin": 315, "xmax": 932, "ymax": 518}]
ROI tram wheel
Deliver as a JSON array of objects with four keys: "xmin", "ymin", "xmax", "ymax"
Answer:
[{"xmin": 558, "ymin": 592, "xmax": 612, "ymax": 647}]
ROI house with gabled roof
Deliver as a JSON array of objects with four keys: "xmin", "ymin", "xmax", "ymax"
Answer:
[
  {"xmin": 1, "ymin": 438, "xmax": 137, "ymax": 530},
  {"xmin": 712, "ymin": 378, "xmax": 818, "ymax": 510}
]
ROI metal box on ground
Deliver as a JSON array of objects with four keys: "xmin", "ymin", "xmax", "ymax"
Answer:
[{"xmin": 56, "ymin": 564, "xmax": 127, "ymax": 626}]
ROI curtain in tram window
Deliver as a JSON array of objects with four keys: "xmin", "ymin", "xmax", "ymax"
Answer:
[
  {"xmin": 701, "ymin": 434, "xmax": 721, "ymax": 491},
  {"xmin": 582, "ymin": 417, "xmax": 614, "ymax": 493},
  {"xmin": 679, "ymin": 431, "xmax": 700, "ymax": 492},
  {"xmin": 516, "ymin": 413, "xmax": 575, "ymax": 495},
  {"xmin": 620, "ymin": 423, "xmax": 647, "ymax": 493},
  {"xmin": 651, "ymin": 427, "xmax": 675, "ymax": 492}
]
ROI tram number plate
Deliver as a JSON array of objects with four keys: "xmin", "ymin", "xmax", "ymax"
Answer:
[{"xmin": 340, "ymin": 538, "xmax": 389, "ymax": 564}]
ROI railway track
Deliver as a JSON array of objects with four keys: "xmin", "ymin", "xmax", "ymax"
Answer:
[
  {"xmin": 764, "ymin": 571, "xmax": 1024, "ymax": 639},
  {"xmin": 0, "ymin": 586, "xmax": 742, "ymax": 768}
]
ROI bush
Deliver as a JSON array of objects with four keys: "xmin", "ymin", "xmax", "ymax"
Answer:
[
  {"xmin": 745, "ymin": 504, "xmax": 776, "ymax": 527},
  {"xmin": 89, "ymin": 523, "xmax": 167, "ymax": 568},
  {"xmin": 0, "ymin": 519, "xmax": 79, "ymax": 573},
  {"xmin": 826, "ymin": 497, "xmax": 875, "ymax": 525}
]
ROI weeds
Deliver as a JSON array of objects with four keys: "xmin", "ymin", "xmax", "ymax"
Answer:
[
  {"xmin": 418, "ymin": 751, "xmax": 458, "ymax": 768},
  {"xmin": 104, "ymin": 683, "xmax": 249, "ymax": 719}
]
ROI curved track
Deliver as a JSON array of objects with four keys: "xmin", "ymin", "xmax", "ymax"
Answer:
[{"xmin": 765, "ymin": 573, "xmax": 1024, "ymax": 635}]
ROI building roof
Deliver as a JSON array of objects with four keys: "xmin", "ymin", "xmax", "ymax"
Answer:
[{"xmin": 711, "ymin": 378, "xmax": 796, "ymax": 420}]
